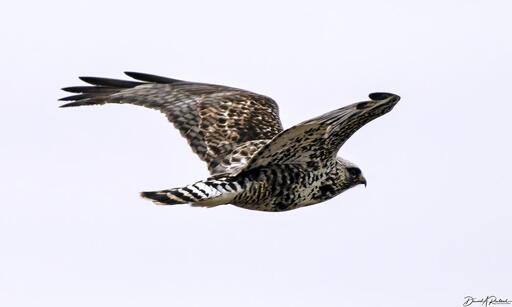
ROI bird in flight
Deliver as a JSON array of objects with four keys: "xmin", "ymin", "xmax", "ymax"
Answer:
[{"xmin": 60, "ymin": 72, "xmax": 400, "ymax": 212}]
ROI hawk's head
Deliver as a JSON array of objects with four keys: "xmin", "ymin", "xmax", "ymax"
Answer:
[
  {"xmin": 346, "ymin": 166, "xmax": 367, "ymax": 187},
  {"xmin": 337, "ymin": 159, "xmax": 367, "ymax": 189}
]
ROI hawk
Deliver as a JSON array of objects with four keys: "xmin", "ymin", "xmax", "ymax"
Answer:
[{"xmin": 60, "ymin": 72, "xmax": 400, "ymax": 212}]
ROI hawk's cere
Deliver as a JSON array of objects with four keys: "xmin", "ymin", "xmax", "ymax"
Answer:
[{"xmin": 60, "ymin": 72, "xmax": 400, "ymax": 212}]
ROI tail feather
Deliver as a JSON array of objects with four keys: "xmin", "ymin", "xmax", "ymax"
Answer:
[
  {"xmin": 141, "ymin": 180, "xmax": 241, "ymax": 207},
  {"xmin": 140, "ymin": 190, "xmax": 187, "ymax": 205}
]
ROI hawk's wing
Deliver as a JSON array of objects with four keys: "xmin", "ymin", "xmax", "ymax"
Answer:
[
  {"xmin": 237, "ymin": 92, "xmax": 400, "ymax": 174},
  {"xmin": 60, "ymin": 72, "xmax": 283, "ymax": 175}
]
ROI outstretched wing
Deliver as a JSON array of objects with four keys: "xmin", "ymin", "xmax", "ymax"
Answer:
[
  {"xmin": 237, "ymin": 92, "xmax": 400, "ymax": 173},
  {"xmin": 60, "ymin": 72, "xmax": 283, "ymax": 175}
]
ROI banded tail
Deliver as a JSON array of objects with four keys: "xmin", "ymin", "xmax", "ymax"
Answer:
[{"xmin": 141, "ymin": 179, "xmax": 242, "ymax": 207}]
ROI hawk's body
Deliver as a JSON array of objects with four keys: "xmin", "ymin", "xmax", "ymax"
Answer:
[{"xmin": 61, "ymin": 72, "xmax": 400, "ymax": 212}]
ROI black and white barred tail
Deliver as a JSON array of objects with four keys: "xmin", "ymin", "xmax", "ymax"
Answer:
[{"xmin": 140, "ymin": 179, "xmax": 242, "ymax": 207}]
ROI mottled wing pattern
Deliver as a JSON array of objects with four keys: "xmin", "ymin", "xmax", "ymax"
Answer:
[
  {"xmin": 210, "ymin": 139, "xmax": 270, "ymax": 176},
  {"xmin": 60, "ymin": 72, "xmax": 283, "ymax": 174},
  {"xmin": 238, "ymin": 93, "xmax": 399, "ymax": 173}
]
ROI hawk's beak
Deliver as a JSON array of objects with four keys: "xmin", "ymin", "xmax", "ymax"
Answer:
[{"xmin": 358, "ymin": 175, "xmax": 367, "ymax": 188}]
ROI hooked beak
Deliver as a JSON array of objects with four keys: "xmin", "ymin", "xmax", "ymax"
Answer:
[{"xmin": 358, "ymin": 175, "xmax": 367, "ymax": 188}]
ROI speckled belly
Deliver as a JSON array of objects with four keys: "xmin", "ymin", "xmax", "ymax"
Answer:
[{"xmin": 232, "ymin": 165, "xmax": 330, "ymax": 212}]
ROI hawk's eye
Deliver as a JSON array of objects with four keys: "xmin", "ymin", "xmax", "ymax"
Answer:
[{"xmin": 347, "ymin": 167, "xmax": 361, "ymax": 176}]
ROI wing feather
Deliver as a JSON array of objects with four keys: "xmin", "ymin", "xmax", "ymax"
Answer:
[
  {"xmin": 237, "ymin": 93, "xmax": 400, "ymax": 174},
  {"xmin": 60, "ymin": 72, "xmax": 283, "ymax": 175}
]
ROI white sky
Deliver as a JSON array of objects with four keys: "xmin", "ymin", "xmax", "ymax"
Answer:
[{"xmin": 1, "ymin": 0, "xmax": 511, "ymax": 306}]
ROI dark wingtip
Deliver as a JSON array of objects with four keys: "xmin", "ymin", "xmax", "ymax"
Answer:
[
  {"xmin": 58, "ymin": 95, "xmax": 98, "ymax": 107},
  {"xmin": 59, "ymin": 102, "xmax": 82, "ymax": 108},
  {"xmin": 58, "ymin": 94, "xmax": 90, "ymax": 101},
  {"xmin": 79, "ymin": 76, "xmax": 141, "ymax": 87},
  {"xmin": 61, "ymin": 86, "xmax": 80, "ymax": 93},
  {"xmin": 61, "ymin": 86, "xmax": 116, "ymax": 93},
  {"xmin": 78, "ymin": 76, "xmax": 96, "ymax": 84},
  {"xmin": 124, "ymin": 71, "xmax": 148, "ymax": 79},
  {"xmin": 369, "ymin": 92, "xmax": 400, "ymax": 103},
  {"xmin": 124, "ymin": 71, "xmax": 182, "ymax": 84}
]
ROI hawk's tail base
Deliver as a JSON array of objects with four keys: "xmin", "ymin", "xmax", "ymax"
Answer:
[{"xmin": 140, "ymin": 179, "xmax": 242, "ymax": 208}]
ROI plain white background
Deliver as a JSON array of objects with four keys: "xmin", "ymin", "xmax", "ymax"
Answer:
[{"xmin": 1, "ymin": 0, "xmax": 511, "ymax": 306}]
